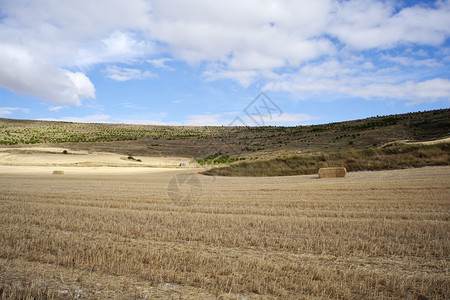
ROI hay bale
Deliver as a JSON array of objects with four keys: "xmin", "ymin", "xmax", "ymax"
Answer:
[
  {"xmin": 318, "ymin": 167, "xmax": 346, "ymax": 178},
  {"xmin": 53, "ymin": 170, "xmax": 64, "ymax": 175}
]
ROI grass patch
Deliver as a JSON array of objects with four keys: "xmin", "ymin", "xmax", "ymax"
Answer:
[
  {"xmin": 202, "ymin": 143, "xmax": 450, "ymax": 177},
  {"xmin": 198, "ymin": 153, "xmax": 245, "ymax": 165}
]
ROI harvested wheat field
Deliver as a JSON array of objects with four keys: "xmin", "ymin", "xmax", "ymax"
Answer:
[{"xmin": 0, "ymin": 166, "xmax": 449, "ymax": 299}]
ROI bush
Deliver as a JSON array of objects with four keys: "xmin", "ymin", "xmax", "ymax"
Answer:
[{"xmin": 202, "ymin": 143, "xmax": 449, "ymax": 177}]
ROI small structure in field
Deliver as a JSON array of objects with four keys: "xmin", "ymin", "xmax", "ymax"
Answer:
[
  {"xmin": 53, "ymin": 170, "xmax": 64, "ymax": 175},
  {"xmin": 318, "ymin": 167, "xmax": 346, "ymax": 178},
  {"xmin": 179, "ymin": 162, "xmax": 187, "ymax": 167}
]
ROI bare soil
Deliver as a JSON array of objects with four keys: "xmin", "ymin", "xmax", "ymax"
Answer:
[{"xmin": 0, "ymin": 147, "xmax": 195, "ymax": 175}]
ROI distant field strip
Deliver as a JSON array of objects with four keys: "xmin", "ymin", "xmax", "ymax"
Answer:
[{"xmin": 0, "ymin": 167, "xmax": 449, "ymax": 298}]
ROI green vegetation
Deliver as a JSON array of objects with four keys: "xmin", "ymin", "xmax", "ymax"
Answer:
[
  {"xmin": 0, "ymin": 108, "xmax": 449, "ymax": 160},
  {"xmin": 340, "ymin": 116, "xmax": 399, "ymax": 131},
  {"xmin": 198, "ymin": 153, "xmax": 245, "ymax": 165},
  {"xmin": 0, "ymin": 123, "xmax": 212, "ymax": 145},
  {"xmin": 202, "ymin": 143, "xmax": 450, "ymax": 177}
]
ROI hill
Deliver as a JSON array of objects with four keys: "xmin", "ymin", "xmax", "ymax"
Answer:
[
  {"xmin": 0, "ymin": 109, "xmax": 450, "ymax": 155},
  {"xmin": 203, "ymin": 141, "xmax": 449, "ymax": 176},
  {"xmin": 1, "ymin": 108, "xmax": 449, "ymax": 162}
]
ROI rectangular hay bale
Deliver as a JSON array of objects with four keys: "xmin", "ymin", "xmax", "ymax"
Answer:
[
  {"xmin": 53, "ymin": 170, "xmax": 64, "ymax": 175},
  {"xmin": 318, "ymin": 167, "xmax": 346, "ymax": 178}
]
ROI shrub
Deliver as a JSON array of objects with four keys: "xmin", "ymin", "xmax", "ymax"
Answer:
[{"xmin": 202, "ymin": 143, "xmax": 449, "ymax": 177}]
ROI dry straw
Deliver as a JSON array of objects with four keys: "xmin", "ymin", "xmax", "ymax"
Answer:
[
  {"xmin": 1, "ymin": 167, "xmax": 448, "ymax": 298},
  {"xmin": 318, "ymin": 167, "xmax": 346, "ymax": 178},
  {"xmin": 53, "ymin": 170, "xmax": 64, "ymax": 175}
]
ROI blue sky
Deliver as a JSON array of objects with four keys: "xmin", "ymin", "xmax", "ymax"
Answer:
[{"xmin": 0, "ymin": 0, "xmax": 449, "ymax": 126}]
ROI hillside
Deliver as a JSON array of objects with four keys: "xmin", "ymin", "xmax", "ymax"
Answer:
[
  {"xmin": 203, "ymin": 141, "xmax": 450, "ymax": 176},
  {"xmin": 1, "ymin": 108, "xmax": 449, "ymax": 162}
]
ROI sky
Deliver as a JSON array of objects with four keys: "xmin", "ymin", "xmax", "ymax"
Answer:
[{"xmin": 0, "ymin": 0, "xmax": 449, "ymax": 126}]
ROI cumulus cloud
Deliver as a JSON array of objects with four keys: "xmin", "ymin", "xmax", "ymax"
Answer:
[
  {"xmin": 265, "ymin": 75, "xmax": 450, "ymax": 104},
  {"xmin": 104, "ymin": 66, "xmax": 155, "ymax": 81},
  {"xmin": 0, "ymin": 44, "xmax": 95, "ymax": 105},
  {"xmin": 147, "ymin": 0, "xmax": 336, "ymax": 74},
  {"xmin": 328, "ymin": 0, "xmax": 450, "ymax": 49},
  {"xmin": 0, "ymin": 0, "xmax": 449, "ymax": 106},
  {"xmin": 147, "ymin": 0, "xmax": 449, "ymax": 86},
  {"xmin": 0, "ymin": 0, "xmax": 151, "ymax": 105},
  {"xmin": 261, "ymin": 53, "xmax": 450, "ymax": 105},
  {"xmin": 76, "ymin": 31, "xmax": 153, "ymax": 67}
]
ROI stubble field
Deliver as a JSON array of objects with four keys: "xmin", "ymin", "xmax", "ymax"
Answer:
[{"xmin": 0, "ymin": 166, "xmax": 449, "ymax": 299}]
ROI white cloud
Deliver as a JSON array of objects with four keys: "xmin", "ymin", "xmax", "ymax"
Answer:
[
  {"xmin": 0, "ymin": 107, "xmax": 30, "ymax": 117},
  {"xmin": 76, "ymin": 31, "xmax": 153, "ymax": 67},
  {"xmin": 203, "ymin": 70, "xmax": 259, "ymax": 88},
  {"xmin": 242, "ymin": 113, "xmax": 317, "ymax": 126},
  {"xmin": 0, "ymin": 0, "xmax": 151, "ymax": 105},
  {"xmin": 48, "ymin": 106, "xmax": 64, "ymax": 112},
  {"xmin": 300, "ymin": 59, "xmax": 355, "ymax": 79},
  {"xmin": 184, "ymin": 112, "xmax": 316, "ymax": 126},
  {"xmin": 115, "ymin": 119, "xmax": 181, "ymax": 125},
  {"xmin": 147, "ymin": 58, "xmax": 175, "ymax": 70},
  {"xmin": 119, "ymin": 102, "xmax": 149, "ymax": 110},
  {"xmin": 40, "ymin": 114, "xmax": 111, "ymax": 123},
  {"xmin": 147, "ymin": 0, "xmax": 449, "ymax": 86},
  {"xmin": 0, "ymin": 44, "xmax": 95, "ymax": 105},
  {"xmin": 185, "ymin": 114, "xmax": 224, "ymax": 126},
  {"xmin": 148, "ymin": 0, "xmax": 336, "ymax": 83},
  {"xmin": 0, "ymin": 0, "xmax": 449, "ymax": 106},
  {"xmin": 354, "ymin": 78, "xmax": 450, "ymax": 104},
  {"xmin": 104, "ymin": 66, "xmax": 155, "ymax": 81},
  {"xmin": 380, "ymin": 55, "xmax": 442, "ymax": 67},
  {"xmin": 101, "ymin": 112, "xmax": 317, "ymax": 126},
  {"xmin": 328, "ymin": 0, "xmax": 450, "ymax": 50},
  {"xmin": 0, "ymin": 0, "xmax": 152, "ymax": 67},
  {"xmin": 262, "ymin": 55, "xmax": 450, "ymax": 105},
  {"xmin": 265, "ymin": 76, "xmax": 450, "ymax": 104},
  {"xmin": 114, "ymin": 112, "xmax": 171, "ymax": 125},
  {"xmin": 412, "ymin": 49, "xmax": 429, "ymax": 57}
]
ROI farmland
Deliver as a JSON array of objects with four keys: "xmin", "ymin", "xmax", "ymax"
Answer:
[
  {"xmin": 0, "ymin": 166, "xmax": 449, "ymax": 299},
  {"xmin": 0, "ymin": 108, "xmax": 449, "ymax": 299},
  {"xmin": 1, "ymin": 108, "xmax": 449, "ymax": 160}
]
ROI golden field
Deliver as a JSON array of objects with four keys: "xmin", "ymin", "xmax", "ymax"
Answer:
[{"xmin": 0, "ymin": 165, "xmax": 449, "ymax": 299}]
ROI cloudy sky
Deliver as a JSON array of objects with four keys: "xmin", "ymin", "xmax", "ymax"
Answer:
[{"xmin": 0, "ymin": 0, "xmax": 449, "ymax": 126}]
